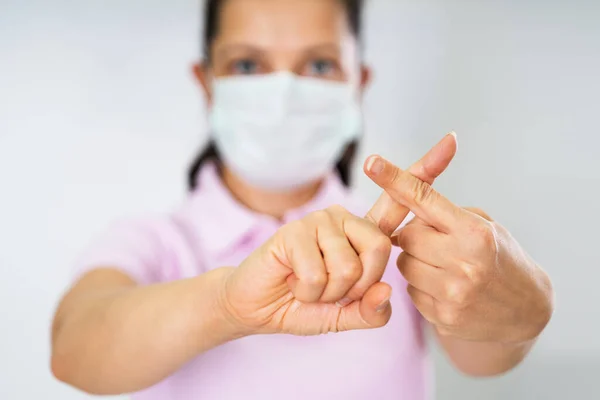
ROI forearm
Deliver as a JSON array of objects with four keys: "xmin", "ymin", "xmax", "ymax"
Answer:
[
  {"xmin": 52, "ymin": 267, "xmax": 241, "ymax": 395},
  {"xmin": 435, "ymin": 329, "xmax": 535, "ymax": 377}
]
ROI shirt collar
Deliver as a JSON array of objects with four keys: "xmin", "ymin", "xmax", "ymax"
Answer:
[{"xmin": 189, "ymin": 161, "xmax": 350, "ymax": 257}]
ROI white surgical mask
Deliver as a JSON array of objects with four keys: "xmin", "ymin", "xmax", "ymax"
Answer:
[{"xmin": 208, "ymin": 71, "xmax": 362, "ymax": 191}]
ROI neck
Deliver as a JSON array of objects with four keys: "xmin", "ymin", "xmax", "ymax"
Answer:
[{"xmin": 220, "ymin": 166, "xmax": 322, "ymax": 220}]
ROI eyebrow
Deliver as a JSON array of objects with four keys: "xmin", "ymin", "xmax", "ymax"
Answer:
[
  {"xmin": 215, "ymin": 42, "xmax": 341, "ymax": 58},
  {"xmin": 215, "ymin": 44, "xmax": 263, "ymax": 59}
]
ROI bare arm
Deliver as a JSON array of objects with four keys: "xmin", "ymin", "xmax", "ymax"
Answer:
[
  {"xmin": 434, "ymin": 330, "xmax": 535, "ymax": 377},
  {"xmin": 51, "ymin": 267, "xmax": 240, "ymax": 395}
]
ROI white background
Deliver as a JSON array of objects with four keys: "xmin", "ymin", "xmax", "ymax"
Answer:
[{"xmin": 1, "ymin": 0, "xmax": 599, "ymax": 399}]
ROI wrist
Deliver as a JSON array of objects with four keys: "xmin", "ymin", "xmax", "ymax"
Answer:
[
  {"xmin": 212, "ymin": 267, "xmax": 256, "ymax": 339},
  {"xmin": 185, "ymin": 267, "xmax": 251, "ymax": 347},
  {"xmin": 527, "ymin": 266, "xmax": 554, "ymax": 339}
]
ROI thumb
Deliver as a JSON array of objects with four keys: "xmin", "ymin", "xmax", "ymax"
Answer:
[{"xmin": 336, "ymin": 282, "xmax": 392, "ymax": 331}]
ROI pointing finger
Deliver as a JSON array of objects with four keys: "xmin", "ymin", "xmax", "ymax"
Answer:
[
  {"xmin": 337, "ymin": 214, "xmax": 391, "ymax": 305},
  {"xmin": 367, "ymin": 157, "xmax": 469, "ymax": 233},
  {"xmin": 365, "ymin": 132, "xmax": 457, "ymax": 236}
]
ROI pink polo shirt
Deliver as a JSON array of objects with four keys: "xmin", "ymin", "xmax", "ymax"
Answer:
[{"xmin": 74, "ymin": 162, "xmax": 430, "ymax": 400}]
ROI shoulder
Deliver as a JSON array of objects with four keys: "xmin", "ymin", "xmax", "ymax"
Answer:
[{"xmin": 73, "ymin": 202, "xmax": 200, "ymax": 285}]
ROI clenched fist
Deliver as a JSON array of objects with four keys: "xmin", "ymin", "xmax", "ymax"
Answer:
[{"xmin": 223, "ymin": 205, "xmax": 394, "ymax": 336}]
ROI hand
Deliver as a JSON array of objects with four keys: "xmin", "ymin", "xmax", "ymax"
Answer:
[
  {"xmin": 223, "ymin": 205, "xmax": 393, "ymax": 336},
  {"xmin": 222, "ymin": 134, "xmax": 458, "ymax": 337},
  {"xmin": 365, "ymin": 154, "xmax": 554, "ymax": 343}
]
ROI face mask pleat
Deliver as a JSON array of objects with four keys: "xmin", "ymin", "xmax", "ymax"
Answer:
[{"xmin": 209, "ymin": 71, "xmax": 362, "ymax": 191}]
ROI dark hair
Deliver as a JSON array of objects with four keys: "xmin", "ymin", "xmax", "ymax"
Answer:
[{"xmin": 188, "ymin": 0, "xmax": 364, "ymax": 190}]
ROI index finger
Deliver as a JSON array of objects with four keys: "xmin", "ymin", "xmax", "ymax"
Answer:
[
  {"xmin": 367, "ymin": 156, "xmax": 469, "ymax": 233},
  {"xmin": 365, "ymin": 132, "xmax": 458, "ymax": 236}
]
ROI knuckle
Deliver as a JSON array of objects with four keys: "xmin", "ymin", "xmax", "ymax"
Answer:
[
  {"xmin": 289, "ymin": 219, "xmax": 306, "ymax": 231},
  {"xmin": 459, "ymin": 261, "xmax": 489, "ymax": 286},
  {"xmin": 412, "ymin": 179, "xmax": 435, "ymax": 207},
  {"xmin": 474, "ymin": 208, "xmax": 491, "ymax": 219},
  {"xmin": 443, "ymin": 280, "xmax": 471, "ymax": 305},
  {"xmin": 437, "ymin": 306, "xmax": 461, "ymax": 327},
  {"xmin": 388, "ymin": 164, "xmax": 402, "ymax": 185},
  {"xmin": 470, "ymin": 221, "xmax": 497, "ymax": 252},
  {"xmin": 465, "ymin": 207, "xmax": 493, "ymax": 221},
  {"xmin": 278, "ymin": 220, "xmax": 304, "ymax": 238},
  {"xmin": 303, "ymin": 272, "xmax": 327, "ymax": 287},
  {"xmin": 394, "ymin": 226, "xmax": 412, "ymax": 249},
  {"xmin": 372, "ymin": 234, "xmax": 392, "ymax": 255},
  {"xmin": 379, "ymin": 220, "xmax": 398, "ymax": 237},
  {"xmin": 311, "ymin": 209, "xmax": 333, "ymax": 223},
  {"xmin": 336, "ymin": 261, "xmax": 362, "ymax": 282},
  {"xmin": 327, "ymin": 204, "xmax": 347, "ymax": 215}
]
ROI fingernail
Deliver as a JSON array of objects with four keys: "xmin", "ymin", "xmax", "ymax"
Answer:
[
  {"xmin": 376, "ymin": 299, "xmax": 390, "ymax": 313},
  {"xmin": 336, "ymin": 298, "xmax": 352, "ymax": 308},
  {"xmin": 366, "ymin": 156, "xmax": 384, "ymax": 175},
  {"xmin": 448, "ymin": 131, "xmax": 457, "ymax": 139}
]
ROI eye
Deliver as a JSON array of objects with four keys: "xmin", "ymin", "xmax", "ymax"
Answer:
[
  {"xmin": 307, "ymin": 59, "xmax": 337, "ymax": 77},
  {"xmin": 231, "ymin": 59, "xmax": 259, "ymax": 75}
]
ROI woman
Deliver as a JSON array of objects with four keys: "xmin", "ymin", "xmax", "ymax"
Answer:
[{"xmin": 50, "ymin": 0, "xmax": 554, "ymax": 399}]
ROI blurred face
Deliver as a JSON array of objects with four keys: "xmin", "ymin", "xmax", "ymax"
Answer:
[
  {"xmin": 194, "ymin": 0, "xmax": 370, "ymax": 101},
  {"xmin": 194, "ymin": 0, "xmax": 369, "ymax": 193}
]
